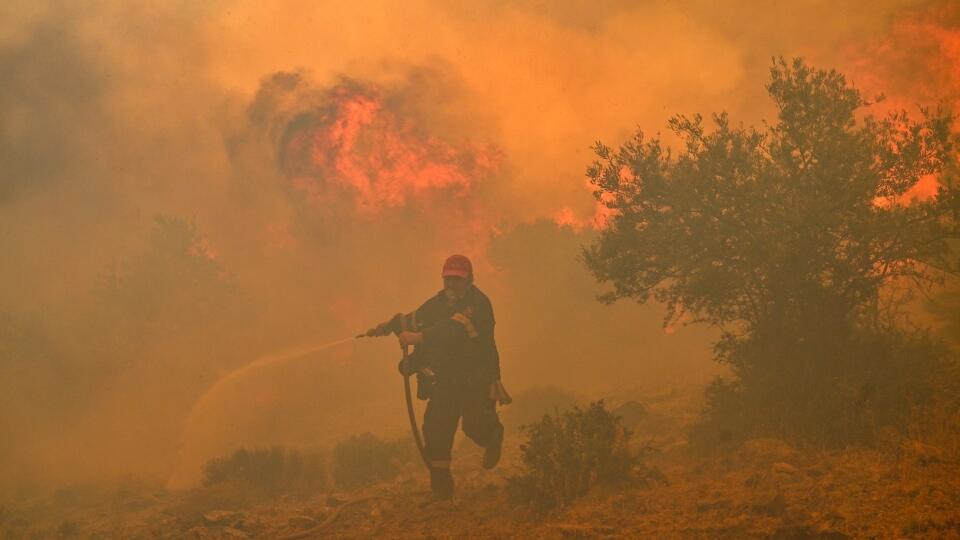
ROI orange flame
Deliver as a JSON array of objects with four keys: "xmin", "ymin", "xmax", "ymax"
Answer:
[
  {"xmin": 554, "ymin": 172, "xmax": 625, "ymax": 231},
  {"xmin": 280, "ymin": 83, "xmax": 501, "ymax": 215},
  {"xmin": 847, "ymin": 4, "xmax": 960, "ymax": 112},
  {"xmin": 845, "ymin": 4, "xmax": 960, "ymax": 206}
]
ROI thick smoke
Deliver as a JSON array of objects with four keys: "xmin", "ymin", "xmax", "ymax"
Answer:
[{"xmin": 1, "ymin": 0, "xmax": 957, "ymax": 494}]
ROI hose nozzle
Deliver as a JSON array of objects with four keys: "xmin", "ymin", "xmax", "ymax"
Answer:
[
  {"xmin": 359, "ymin": 314, "xmax": 403, "ymax": 339},
  {"xmin": 356, "ymin": 328, "xmax": 381, "ymax": 338}
]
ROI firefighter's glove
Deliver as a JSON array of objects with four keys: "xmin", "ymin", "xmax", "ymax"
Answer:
[
  {"xmin": 488, "ymin": 380, "xmax": 512, "ymax": 405},
  {"xmin": 398, "ymin": 331, "xmax": 424, "ymax": 347},
  {"xmin": 364, "ymin": 323, "xmax": 390, "ymax": 337},
  {"xmin": 365, "ymin": 314, "xmax": 402, "ymax": 337}
]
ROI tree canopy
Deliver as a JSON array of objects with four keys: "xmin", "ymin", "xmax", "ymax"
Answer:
[
  {"xmin": 585, "ymin": 58, "xmax": 958, "ymax": 336},
  {"xmin": 583, "ymin": 58, "xmax": 960, "ymax": 444}
]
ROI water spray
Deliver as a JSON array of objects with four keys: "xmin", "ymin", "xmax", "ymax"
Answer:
[
  {"xmin": 171, "ymin": 319, "xmax": 428, "ymax": 488},
  {"xmin": 276, "ymin": 324, "xmax": 430, "ymax": 470}
]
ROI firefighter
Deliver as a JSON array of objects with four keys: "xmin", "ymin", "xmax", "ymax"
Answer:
[{"xmin": 368, "ymin": 255, "xmax": 509, "ymax": 501}]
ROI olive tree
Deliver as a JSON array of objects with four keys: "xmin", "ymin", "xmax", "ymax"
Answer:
[{"xmin": 584, "ymin": 58, "xmax": 960, "ymax": 444}]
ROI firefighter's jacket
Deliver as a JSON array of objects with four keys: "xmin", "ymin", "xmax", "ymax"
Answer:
[{"xmin": 395, "ymin": 285, "xmax": 501, "ymax": 389}]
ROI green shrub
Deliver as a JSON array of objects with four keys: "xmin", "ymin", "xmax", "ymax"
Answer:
[
  {"xmin": 508, "ymin": 401, "xmax": 635, "ymax": 509},
  {"xmin": 202, "ymin": 446, "xmax": 326, "ymax": 494},
  {"xmin": 331, "ymin": 433, "xmax": 414, "ymax": 489}
]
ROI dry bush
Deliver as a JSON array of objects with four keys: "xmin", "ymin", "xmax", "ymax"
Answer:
[
  {"xmin": 0, "ymin": 504, "xmax": 31, "ymax": 540},
  {"xmin": 903, "ymin": 368, "xmax": 960, "ymax": 462},
  {"xmin": 202, "ymin": 446, "xmax": 327, "ymax": 494},
  {"xmin": 507, "ymin": 401, "xmax": 638, "ymax": 509},
  {"xmin": 331, "ymin": 433, "xmax": 414, "ymax": 489}
]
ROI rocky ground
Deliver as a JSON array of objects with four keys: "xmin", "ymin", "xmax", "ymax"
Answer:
[{"xmin": 3, "ymin": 390, "xmax": 959, "ymax": 539}]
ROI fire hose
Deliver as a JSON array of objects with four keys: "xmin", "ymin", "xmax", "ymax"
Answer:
[
  {"xmin": 397, "ymin": 315, "xmax": 430, "ymax": 469},
  {"xmin": 357, "ymin": 312, "xmax": 511, "ymax": 471},
  {"xmin": 357, "ymin": 315, "xmax": 431, "ymax": 470}
]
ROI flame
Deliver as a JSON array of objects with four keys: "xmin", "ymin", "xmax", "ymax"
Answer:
[
  {"xmin": 553, "ymin": 201, "xmax": 616, "ymax": 231},
  {"xmin": 553, "ymin": 207, "xmax": 581, "ymax": 230},
  {"xmin": 847, "ymin": 4, "xmax": 960, "ymax": 113},
  {"xmin": 844, "ymin": 4, "xmax": 960, "ymax": 207},
  {"xmin": 554, "ymin": 172, "xmax": 625, "ymax": 231},
  {"xmin": 872, "ymin": 173, "xmax": 941, "ymax": 208},
  {"xmin": 279, "ymin": 82, "xmax": 501, "ymax": 215}
]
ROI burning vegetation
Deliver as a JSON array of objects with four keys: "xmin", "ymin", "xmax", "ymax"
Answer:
[{"xmin": 268, "ymin": 75, "xmax": 501, "ymax": 214}]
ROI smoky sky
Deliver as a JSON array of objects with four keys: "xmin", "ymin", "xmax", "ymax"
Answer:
[{"xmin": 0, "ymin": 12, "xmax": 103, "ymax": 203}]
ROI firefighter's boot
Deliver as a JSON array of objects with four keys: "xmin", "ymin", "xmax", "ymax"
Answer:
[
  {"xmin": 482, "ymin": 423, "xmax": 504, "ymax": 469},
  {"xmin": 430, "ymin": 467, "xmax": 454, "ymax": 500}
]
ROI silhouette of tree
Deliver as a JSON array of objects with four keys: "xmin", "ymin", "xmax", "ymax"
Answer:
[
  {"xmin": 583, "ymin": 58, "xmax": 960, "ymax": 444},
  {"xmin": 91, "ymin": 215, "xmax": 256, "ymax": 378}
]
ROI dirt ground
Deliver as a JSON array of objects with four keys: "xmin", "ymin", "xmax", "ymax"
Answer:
[{"xmin": 3, "ymin": 390, "xmax": 959, "ymax": 539}]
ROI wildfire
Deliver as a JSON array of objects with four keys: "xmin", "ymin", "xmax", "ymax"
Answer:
[
  {"xmin": 846, "ymin": 3, "xmax": 960, "ymax": 206},
  {"xmin": 553, "ymin": 201, "xmax": 616, "ymax": 232},
  {"xmin": 278, "ymin": 81, "xmax": 501, "ymax": 215},
  {"xmin": 553, "ymin": 173, "xmax": 624, "ymax": 231}
]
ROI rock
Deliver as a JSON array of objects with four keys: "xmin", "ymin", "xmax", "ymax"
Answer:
[
  {"xmin": 222, "ymin": 527, "xmax": 249, "ymax": 539},
  {"xmin": 773, "ymin": 462, "xmax": 801, "ymax": 476},
  {"xmin": 288, "ymin": 515, "xmax": 317, "ymax": 529},
  {"xmin": 740, "ymin": 438, "xmax": 798, "ymax": 465},
  {"xmin": 203, "ymin": 511, "xmax": 240, "ymax": 525},
  {"xmin": 326, "ymin": 495, "xmax": 346, "ymax": 507}
]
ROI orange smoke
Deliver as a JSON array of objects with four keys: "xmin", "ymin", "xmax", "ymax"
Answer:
[
  {"xmin": 280, "ymin": 82, "xmax": 501, "ymax": 215},
  {"xmin": 845, "ymin": 3, "xmax": 960, "ymax": 114}
]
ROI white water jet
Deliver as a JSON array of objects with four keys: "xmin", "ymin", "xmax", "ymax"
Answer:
[{"xmin": 166, "ymin": 335, "xmax": 362, "ymax": 488}]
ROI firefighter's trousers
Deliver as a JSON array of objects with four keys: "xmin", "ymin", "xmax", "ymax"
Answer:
[{"xmin": 422, "ymin": 380, "xmax": 501, "ymax": 470}]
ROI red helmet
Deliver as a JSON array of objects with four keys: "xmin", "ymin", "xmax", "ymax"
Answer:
[{"xmin": 441, "ymin": 254, "xmax": 473, "ymax": 279}]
